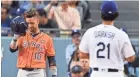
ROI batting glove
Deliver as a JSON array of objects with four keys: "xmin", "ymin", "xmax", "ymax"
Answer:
[{"xmin": 13, "ymin": 34, "xmax": 20, "ymax": 41}]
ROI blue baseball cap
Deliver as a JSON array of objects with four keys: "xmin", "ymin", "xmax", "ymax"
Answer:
[
  {"xmin": 71, "ymin": 30, "xmax": 81, "ymax": 36},
  {"xmin": 101, "ymin": 1, "xmax": 118, "ymax": 15}
]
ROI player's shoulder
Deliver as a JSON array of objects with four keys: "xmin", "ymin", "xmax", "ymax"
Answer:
[
  {"xmin": 90, "ymin": 24, "xmax": 104, "ymax": 29},
  {"xmin": 85, "ymin": 24, "xmax": 103, "ymax": 32},
  {"xmin": 111, "ymin": 27, "xmax": 129, "ymax": 41},
  {"xmin": 82, "ymin": 25, "xmax": 101, "ymax": 37},
  {"xmin": 115, "ymin": 27, "xmax": 128, "ymax": 38}
]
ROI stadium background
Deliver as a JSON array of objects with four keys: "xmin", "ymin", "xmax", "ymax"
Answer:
[{"xmin": 1, "ymin": 1, "xmax": 139, "ymax": 77}]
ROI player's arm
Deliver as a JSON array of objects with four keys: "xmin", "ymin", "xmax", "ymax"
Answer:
[
  {"xmin": 48, "ymin": 56, "xmax": 57, "ymax": 77},
  {"xmin": 122, "ymin": 35, "xmax": 136, "ymax": 62},
  {"xmin": 9, "ymin": 34, "xmax": 20, "ymax": 53},
  {"xmin": 79, "ymin": 50, "xmax": 89, "ymax": 59},
  {"xmin": 125, "ymin": 55, "xmax": 135, "ymax": 63},
  {"xmin": 9, "ymin": 16, "xmax": 27, "ymax": 53},
  {"xmin": 125, "ymin": 44, "xmax": 136, "ymax": 62},
  {"xmin": 78, "ymin": 29, "xmax": 90, "ymax": 59},
  {"xmin": 46, "ymin": 37, "xmax": 57, "ymax": 77}
]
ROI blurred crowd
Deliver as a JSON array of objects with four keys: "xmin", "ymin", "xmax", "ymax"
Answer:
[
  {"xmin": 66, "ymin": 30, "xmax": 91, "ymax": 77},
  {"xmin": 1, "ymin": 0, "xmax": 92, "ymax": 37}
]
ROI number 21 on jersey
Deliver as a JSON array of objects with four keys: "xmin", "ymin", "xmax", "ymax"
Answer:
[{"xmin": 97, "ymin": 42, "xmax": 110, "ymax": 59}]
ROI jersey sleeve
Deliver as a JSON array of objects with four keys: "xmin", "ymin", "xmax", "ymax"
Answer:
[
  {"xmin": 79, "ymin": 29, "xmax": 90, "ymax": 53},
  {"xmin": 46, "ymin": 37, "xmax": 55, "ymax": 56},
  {"xmin": 122, "ymin": 34, "xmax": 135, "ymax": 58}
]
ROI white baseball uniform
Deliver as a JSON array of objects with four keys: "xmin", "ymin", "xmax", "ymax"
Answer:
[{"xmin": 79, "ymin": 24, "xmax": 135, "ymax": 77}]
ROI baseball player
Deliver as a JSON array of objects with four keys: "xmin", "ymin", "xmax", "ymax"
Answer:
[
  {"xmin": 79, "ymin": 1, "xmax": 135, "ymax": 77},
  {"xmin": 10, "ymin": 8, "xmax": 57, "ymax": 77}
]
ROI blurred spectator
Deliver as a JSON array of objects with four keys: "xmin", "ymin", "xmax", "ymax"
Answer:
[
  {"xmin": 1, "ymin": 6, "xmax": 16, "ymax": 36},
  {"xmin": 19, "ymin": 1, "xmax": 45, "ymax": 11},
  {"xmin": 69, "ymin": 0, "xmax": 92, "ymax": 22},
  {"xmin": 81, "ymin": 1, "xmax": 92, "ymax": 23},
  {"xmin": 1, "ymin": 7, "xmax": 11, "ymax": 28},
  {"xmin": 68, "ymin": 1, "xmax": 82, "ymax": 20},
  {"xmin": 43, "ymin": 1, "xmax": 51, "ymax": 5},
  {"xmin": 9, "ymin": 1, "xmax": 20, "ymax": 15},
  {"xmin": 9, "ymin": 1, "xmax": 26, "ymax": 18},
  {"xmin": 1, "ymin": 0, "xmax": 12, "ymax": 9},
  {"xmin": 125, "ymin": 45, "xmax": 137, "ymax": 77},
  {"xmin": 66, "ymin": 30, "xmax": 81, "ymax": 72},
  {"xmin": 37, "ymin": 9, "xmax": 59, "ymax": 37},
  {"xmin": 68, "ymin": 65, "xmax": 84, "ymax": 77},
  {"xmin": 124, "ymin": 61, "xmax": 130, "ymax": 77},
  {"xmin": 80, "ymin": 59, "xmax": 90, "ymax": 77},
  {"xmin": 68, "ymin": 1, "xmax": 92, "ymax": 23},
  {"xmin": 44, "ymin": 0, "xmax": 58, "ymax": 13},
  {"xmin": 49, "ymin": 31, "xmax": 57, "ymax": 37},
  {"xmin": 47, "ymin": 1, "xmax": 81, "ymax": 30},
  {"xmin": 37, "ymin": 9, "xmax": 58, "ymax": 28},
  {"xmin": 132, "ymin": 46, "xmax": 139, "ymax": 77}
]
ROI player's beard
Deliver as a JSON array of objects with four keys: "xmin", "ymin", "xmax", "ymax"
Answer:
[{"xmin": 29, "ymin": 27, "xmax": 37, "ymax": 34}]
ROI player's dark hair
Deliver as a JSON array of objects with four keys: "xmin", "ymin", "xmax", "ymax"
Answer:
[
  {"xmin": 37, "ymin": 9, "xmax": 47, "ymax": 18},
  {"xmin": 24, "ymin": 8, "xmax": 39, "ymax": 18},
  {"xmin": 101, "ymin": 12, "xmax": 119, "ymax": 21}
]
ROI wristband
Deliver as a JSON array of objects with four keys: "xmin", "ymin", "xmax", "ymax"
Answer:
[{"xmin": 13, "ymin": 39, "xmax": 17, "ymax": 42}]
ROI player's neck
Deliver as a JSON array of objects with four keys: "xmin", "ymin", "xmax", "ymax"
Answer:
[
  {"xmin": 30, "ymin": 29, "xmax": 40, "ymax": 35},
  {"xmin": 34, "ymin": 29, "xmax": 40, "ymax": 34},
  {"xmin": 102, "ymin": 21, "xmax": 114, "ymax": 26}
]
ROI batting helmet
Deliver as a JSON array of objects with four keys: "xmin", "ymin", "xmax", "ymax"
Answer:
[{"xmin": 10, "ymin": 16, "xmax": 27, "ymax": 35}]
